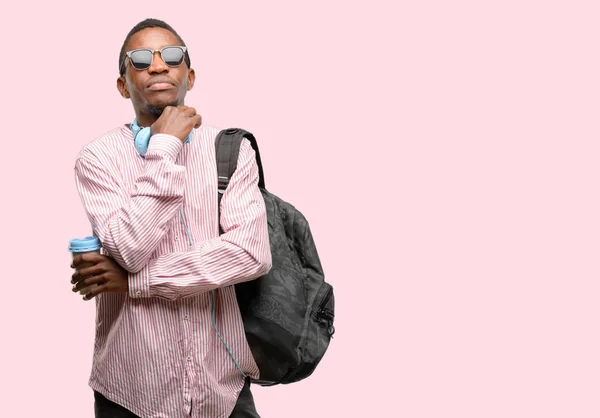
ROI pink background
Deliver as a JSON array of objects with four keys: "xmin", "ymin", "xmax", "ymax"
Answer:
[{"xmin": 1, "ymin": 0, "xmax": 599, "ymax": 416}]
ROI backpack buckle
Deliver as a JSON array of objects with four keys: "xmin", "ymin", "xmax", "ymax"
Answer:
[{"xmin": 218, "ymin": 176, "xmax": 229, "ymax": 194}]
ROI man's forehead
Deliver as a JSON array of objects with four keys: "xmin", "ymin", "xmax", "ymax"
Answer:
[{"xmin": 126, "ymin": 27, "xmax": 182, "ymax": 50}]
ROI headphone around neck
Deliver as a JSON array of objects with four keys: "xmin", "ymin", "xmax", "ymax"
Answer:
[{"xmin": 130, "ymin": 119, "xmax": 193, "ymax": 157}]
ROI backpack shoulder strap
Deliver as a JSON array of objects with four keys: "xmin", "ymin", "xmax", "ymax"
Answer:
[
  {"xmin": 216, "ymin": 128, "xmax": 243, "ymax": 196},
  {"xmin": 215, "ymin": 128, "xmax": 266, "ymax": 234},
  {"xmin": 215, "ymin": 128, "xmax": 266, "ymax": 192}
]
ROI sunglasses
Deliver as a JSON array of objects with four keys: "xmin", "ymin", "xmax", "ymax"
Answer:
[{"xmin": 125, "ymin": 46, "xmax": 187, "ymax": 70}]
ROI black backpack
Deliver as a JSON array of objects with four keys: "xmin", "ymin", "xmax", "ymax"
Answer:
[{"xmin": 215, "ymin": 128, "xmax": 335, "ymax": 386}]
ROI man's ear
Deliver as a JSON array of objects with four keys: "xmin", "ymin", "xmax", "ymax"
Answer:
[
  {"xmin": 186, "ymin": 68, "xmax": 196, "ymax": 91},
  {"xmin": 117, "ymin": 76, "xmax": 130, "ymax": 99}
]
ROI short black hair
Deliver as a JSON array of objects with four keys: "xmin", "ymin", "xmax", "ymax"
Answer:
[{"xmin": 119, "ymin": 18, "xmax": 191, "ymax": 76}]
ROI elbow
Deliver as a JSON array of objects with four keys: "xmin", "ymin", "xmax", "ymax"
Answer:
[
  {"xmin": 256, "ymin": 249, "xmax": 272, "ymax": 277},
  {"xmin": 103, "ymin": 234, "xmax": 150, "ymax": 273},
  {"xmin": 102, "ymin": 217, "xmax": 157, "ymax": 274},
  {"xmin": 257, "ymin": 261, "xmax": 271, "ymax": 278},
  {"xmin": 243, "ymin": 246, "xmax": 272, "ymax": 281},
  {"xmin": 259, "ymin": 234, "xmax": 273, "ymax": 275},
  {"xmin": 105, "ymin": 247, "xmax": 146, "ymax": 274},
  {"xmin": 113, "ymin": 257, "xmax": 145, "ymax": 274},
  {"xmin": 246, "ymin": 259, "xmax": 271, "ymax": 282},
  {"xmin": 123, "ymin": 261, "xmax": 145, "ymax": 274}
]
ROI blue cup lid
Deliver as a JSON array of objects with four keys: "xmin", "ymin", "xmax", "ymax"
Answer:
[{"xmin": 69, "ymin": 236, "xmax": 102, "ymax": 252}]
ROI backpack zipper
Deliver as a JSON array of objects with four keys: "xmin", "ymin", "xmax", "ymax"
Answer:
[{"xmin": 312, "ymin": 286, "xmax": 335, "ymax": 337}]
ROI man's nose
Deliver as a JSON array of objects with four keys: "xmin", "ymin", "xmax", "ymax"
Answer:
[{"xmin": 148, "ymin": 51, "xmax": 169, "ymax": 73}]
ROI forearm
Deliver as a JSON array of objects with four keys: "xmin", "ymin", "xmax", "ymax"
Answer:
[
  {"xmin": 128, "ymin": 227, "xmax": 272, "ymax": 300},
  {"xmin": 128, "ymin": 138, "xmax": 272, "ymax": 300},
  {"xmin": 75, "ymin": 134, "xmax": 186, "ymax": 273}
]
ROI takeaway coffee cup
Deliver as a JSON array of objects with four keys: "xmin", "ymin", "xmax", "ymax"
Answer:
[{"xmin": 69, "ymin": 236, "xmax": 102, "ymax": 295}]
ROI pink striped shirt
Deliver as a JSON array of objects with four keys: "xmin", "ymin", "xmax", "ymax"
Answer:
[{"xmin": 74, "ymin": 124, "xmax": 272, "ymax": 417}]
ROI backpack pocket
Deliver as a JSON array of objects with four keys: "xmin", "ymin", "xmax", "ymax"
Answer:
[
  {"xmin": 312, "ymin": 282, "xmax": 335, "ymax": 338},
  {"xmin": 283, "ymin": 282, "xmax": 335, "ymax": 383}
]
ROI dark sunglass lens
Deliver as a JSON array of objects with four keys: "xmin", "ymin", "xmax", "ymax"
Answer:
[
  {"xmin": 130, "ymin": 50, "xmax": 153, "ymax": 69},
  {"xmin": 162, "ymin": 47, "xmax": 185, "ymax": 66}
]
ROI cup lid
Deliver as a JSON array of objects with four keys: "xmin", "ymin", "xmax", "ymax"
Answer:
[{"xmin": 69, "ymin": 236, "xmax": 102, "ymax": 252}]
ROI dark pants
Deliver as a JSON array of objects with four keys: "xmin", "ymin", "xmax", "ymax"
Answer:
[{"xmin": 94, "ymin": 378, "xmax": 260, "ymax": 418}]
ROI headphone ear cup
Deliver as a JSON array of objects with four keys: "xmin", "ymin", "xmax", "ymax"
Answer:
[{"xmin": 134, "ymin": 126, "xmax": 152, "ymax": 156}]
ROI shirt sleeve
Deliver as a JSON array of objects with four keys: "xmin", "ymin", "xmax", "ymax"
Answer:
[
  {"xmin": 74, "ymin": 134, "xmax": 186, "ymax": 273},
  {"xmin": 128, "ymin": 139, "xmax": 272, "ymax": 300}
]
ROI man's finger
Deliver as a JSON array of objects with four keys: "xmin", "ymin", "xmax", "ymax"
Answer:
[
  {"xmin": 182, "ymin": 106, "xmax": 196, "ymax": 117},
  {"xmin": 192, "ymin": 114, "xmax": 202, "ymax": 129},
  {"xmin": 71, "ymin": 264, "xmax": 105, "ymax": 284},
  {"xmin": 72, "ymin": 253, "xmax": 105, "ymax": 268},
  {"xmin": 82, "ymin": 283, "xmax": 109, "ymax": 301},
  {"xmin": 72, "ymin": 274, "xmax": 105, "ymax": 293}
]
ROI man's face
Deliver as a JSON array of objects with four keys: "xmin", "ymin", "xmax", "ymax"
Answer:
[{"xmin": 117, "ymin": 27, "xmax": 195, "ymax": 117}]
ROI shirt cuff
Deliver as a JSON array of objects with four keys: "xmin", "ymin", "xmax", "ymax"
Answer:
[
  {"xmin": 146, "ymin": 133, "xmax": 183, "ymax": 161},
  {"xmin": 128, "ymin": 264, "xmax": 150, "ymax": 298}
]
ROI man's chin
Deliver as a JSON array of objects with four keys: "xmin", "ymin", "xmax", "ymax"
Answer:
[{"xmin": 144, "ymin": 100, "xmax": 180, "ymax": 116}]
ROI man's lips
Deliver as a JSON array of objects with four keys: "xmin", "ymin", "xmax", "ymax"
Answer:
[
  {"xmin": 147, "ymin": 82, "xmax": 175, "ymax": 91},
  {"xmin": 147, "ymin": 78, "xmax": 176, "ymax": 91}
]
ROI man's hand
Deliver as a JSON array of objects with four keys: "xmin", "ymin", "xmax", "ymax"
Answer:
[
  {"xmin": 151, "ymin": 105, "xmax": 202, "ymax": 142},
  {"xmin": 71, "ymin": 254, "xmax": 128, "ymax": 301}
]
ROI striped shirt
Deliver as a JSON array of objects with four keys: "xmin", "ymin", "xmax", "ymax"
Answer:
[{"xmin": 74, "ymin": 124, "xmax": 272, "ymax": 418}]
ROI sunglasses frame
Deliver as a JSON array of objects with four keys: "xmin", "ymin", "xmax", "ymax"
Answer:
[{"xmin": 124, "ymin": 46, "xmax": 188, "ymax": 71}]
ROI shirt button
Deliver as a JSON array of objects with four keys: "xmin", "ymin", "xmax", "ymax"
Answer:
[
  {"xmin": 175, "ymin": 237, "xmax": 179, "ymax": 241},
  {"xmin": 184, "ymin": 315, "xmax": 189, "ymax": 320},
  {"xmin": 136, "ymin": 291, "xmax": 141, "ymax": 296},
  {"xmin": 187, "ymin": 356, "xmax": 192, "ymax": 362}
]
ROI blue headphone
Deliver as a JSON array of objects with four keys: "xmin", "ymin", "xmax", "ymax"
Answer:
[{"xmin": 130, "ymin": 119, "xmax": 193, "ymax": 157}]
